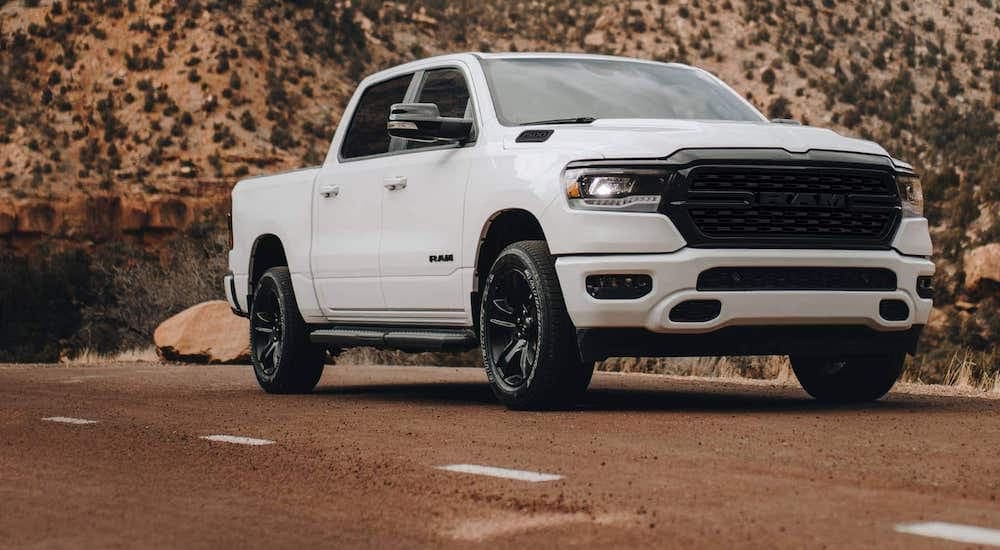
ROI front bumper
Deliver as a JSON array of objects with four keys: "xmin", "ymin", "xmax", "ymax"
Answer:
[{"xmin": 554, "ymin": 249, "xmax": 934, "ymax": 334}]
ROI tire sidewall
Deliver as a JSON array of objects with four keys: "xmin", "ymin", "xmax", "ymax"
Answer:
[
  {"xmin": 250, "ymin": 271, "xmax": 289, "ymax": 385},
  {"xmin": 480, "ymin": 247, "xmax": 551, "ymax": 400},
  {"xmin": 791, "ymin": 354, "xmax": 904, "ymax": 402}
]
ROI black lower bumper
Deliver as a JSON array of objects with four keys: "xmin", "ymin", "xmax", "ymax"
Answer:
[{"xmin": 577, "ymin": 325, "xmax": 924, "ymax": 363}]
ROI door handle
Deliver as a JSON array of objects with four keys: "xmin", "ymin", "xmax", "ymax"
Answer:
[
  {"xmin": 319, "ymin": 184, "xmax": 340, "ymax": 198},
  {"xmin": 383, "ymin": 176, "xmax": 407, "ymax": 191}
]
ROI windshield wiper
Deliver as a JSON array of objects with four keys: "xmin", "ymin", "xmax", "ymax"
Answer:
[{"xmin": 518, "ymin": 116, "xmax": 597, "ymax": 126}]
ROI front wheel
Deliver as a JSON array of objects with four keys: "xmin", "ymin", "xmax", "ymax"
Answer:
[
  {"xmin": 479, "ymin": 240, "xmax": 594, "ymax": 410},
  {"xmin": 790, "ymin": 354, "xmax": 905, "ymax": 403},
  {"xmin": 250, "ymin": 267, "xmax": 326, "ymax": 394}
]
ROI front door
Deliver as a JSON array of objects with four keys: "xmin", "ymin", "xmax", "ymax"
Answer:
[
  {"xmin": 311, "ymin": 73, "xmax": 413, "ymax": 318},
  {"xmin": 379, "ymin": 67, "xmax": 476, "ymax": 320}
]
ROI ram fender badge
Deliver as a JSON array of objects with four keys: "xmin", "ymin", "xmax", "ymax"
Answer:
[{"xmin": 429, "ymin": 254, "xmax": 454, "ymax": 263}]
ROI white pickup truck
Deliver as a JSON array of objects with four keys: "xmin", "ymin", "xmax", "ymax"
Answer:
[{"xmin": 225, "ymin": 52, "xmax": 934, "ymax": 409}]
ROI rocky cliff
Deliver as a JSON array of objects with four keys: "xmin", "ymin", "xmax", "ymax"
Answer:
[{"xmin": 2, "ymin": 0, "xmax": 999, "ymax": 365}]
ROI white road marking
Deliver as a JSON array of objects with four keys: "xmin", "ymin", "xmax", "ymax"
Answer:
[
  {"xmin": 42, "ymin": 416, "xmax": 98, "ymax": 425},
  {"xmin": 895, "ymin": 522, "xmax": 1000, "ymax": 547},
  {"xmin": 201, "ymin": 435, "xmax": 275, "ymax": 446},
  {"xmin": 436, "ymin": 464, "xmax": 563, "ymax": 482}
]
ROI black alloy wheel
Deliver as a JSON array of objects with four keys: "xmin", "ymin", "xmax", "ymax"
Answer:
[
  {"xmin": 480, "ymin": 240, "xmax": 595, "ymax": 410},
  {"xmin": 250, "ymin": 267, "xmax": 326, "ymax": 394},
  {"xmin": 251, "ymin": 283, "xmax": 284, "ymax": 377},
  {"xmin": 484, "ymin": 265, "xmax": 540, "ymax": 391}
]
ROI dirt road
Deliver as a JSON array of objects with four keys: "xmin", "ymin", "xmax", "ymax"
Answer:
[{"xmin": 1, "ymin": 363, "xmax": 999, "ymax": 549}]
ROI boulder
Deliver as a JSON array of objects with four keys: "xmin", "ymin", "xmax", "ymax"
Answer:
[
  {"xmin": 963, "ymin": 243, "xmax": 1000, "ymax": 293},
  {"xmin": 154, "ymin": 301, "xmax": 249, "ymax": 364}
]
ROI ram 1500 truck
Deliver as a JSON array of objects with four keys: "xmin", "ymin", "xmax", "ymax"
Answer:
[{"xmin": 225, "ymin": 53, "xmax": 934, "ymax": 410}]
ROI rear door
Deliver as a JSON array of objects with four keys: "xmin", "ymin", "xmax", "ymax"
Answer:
[
  {"xmin": 378, "ymin": 67, "xmax": 477, "ymax": 320},
  {"xmin": 311, "ymin": 74, "xmax": 413, "ymax": 318}
]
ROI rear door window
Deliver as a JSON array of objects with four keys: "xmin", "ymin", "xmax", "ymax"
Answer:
[{"xmin": 341, "ymin": 74, "xmax": 412, "ymax": 159}]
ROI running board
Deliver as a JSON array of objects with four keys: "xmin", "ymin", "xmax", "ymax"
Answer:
[{"xmin": 309, "ymin": 326, "xmax": 478, "ymax": 353}]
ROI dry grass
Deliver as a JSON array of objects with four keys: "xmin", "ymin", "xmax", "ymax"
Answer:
[
  {"xmin": 60, "ymin": 345, "xmax": 999, "ymax": 395},
  {"xmin": 598, "ymin": 355, "xmax": 792, "ymax": 381},
  {"xmin": 61, "ymin": 347, "xmax": 160, "ymax": 365},
  {"xmin": 904, "ymin": 349, "xmax": 1000, "ymax": 393}
]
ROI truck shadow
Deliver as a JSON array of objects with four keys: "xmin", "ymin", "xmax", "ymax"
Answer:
[{"xmin": 315, "ymin": 381, "xmax": 953, "ymax": 413}]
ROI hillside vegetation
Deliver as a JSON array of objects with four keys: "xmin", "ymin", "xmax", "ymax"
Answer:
[{"xmin": 1, "ymin": 0, "xmax": 999, "ymax": 382}]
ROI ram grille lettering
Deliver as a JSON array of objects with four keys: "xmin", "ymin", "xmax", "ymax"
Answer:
[{"xmin": 757, "ymin": 192, "xmax": 846, "ymax": 209}]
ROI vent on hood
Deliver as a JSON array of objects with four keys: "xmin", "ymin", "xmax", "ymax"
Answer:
[{"xmin": 515, "ymin": 129, "xmax": 554, "ymax": 143}]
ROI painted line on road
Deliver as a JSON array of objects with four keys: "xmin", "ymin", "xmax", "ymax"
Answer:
[
  {"xmin": 201, "ymin": 435, "xmax": 275, "ymax": 446},
  {"xmin": 895, "ymin": 522, "xmax": 1000, "ymax": 547},
  {"xmin": 436, "ymin": 464, "xmax": 563, "ymax": 482},
  {"xmin": 42, "ymin": 416, "xmax": 99, "ymax": 425}
]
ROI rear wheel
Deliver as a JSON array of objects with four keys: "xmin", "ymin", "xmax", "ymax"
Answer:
[
  {"xmin": 480, "ymin": 240, "xmax": 594, "ymax": 410},
  {"xmin": 790, "ymin": 354, "xmax": 905, "ymax": 403},
  {"xmin": 250, "ymin": 267, "xmax": 326, "ymax": 394}
]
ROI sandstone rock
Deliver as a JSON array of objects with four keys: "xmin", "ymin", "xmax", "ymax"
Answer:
[
  {"xmin": 154, "ymin": 301, "xmax": 249, "ymax": 364},
  {"xmin": 0, "ymin": 201, "xmax": 14, "ymax": 235},
  {"xmin": 14, "ymin": 200, "xmax": 57, "ymax": 234},
  {"xmin": 147, "ymin": 197, "xmax": 189, "ymax": 230},
  {"xmin": 963, "ymin": 243, "xmax": 1000, "ymax": 293},
  {"xmin": 120, "ymin": 195, "xmax": 149, "ymax": 232}
]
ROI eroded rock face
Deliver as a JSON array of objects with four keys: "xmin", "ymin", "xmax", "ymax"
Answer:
[
  {"xmin": 153, "ymin": 301, "xmax": 249, "ymax": 364},
  {"xmin": 964, "ymin": 243, "xmax": 1000, "ymax": 293},
  {"xmin": 0, "ymin": 202, "xmax": 14, "ymax": 235},
  {"xmin": 0, "ymin": 193, "xmax": 227, "ymax": 251},
  {"xmin": 14, "ymin": 200, "xmax": 58, "ymax": 234}
]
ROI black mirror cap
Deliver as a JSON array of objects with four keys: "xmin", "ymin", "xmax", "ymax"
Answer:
[{"xmin": 388, "ymin": 102, "xmax": 473, "ymax": 143}]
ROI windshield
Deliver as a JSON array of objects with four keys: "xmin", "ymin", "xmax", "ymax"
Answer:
[{"xmin": 480, "ymin": 58, "xmax": 765, "ymax": 126}]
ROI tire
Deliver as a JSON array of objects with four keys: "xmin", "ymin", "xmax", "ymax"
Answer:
[
  {"xmin": 250, "ymin": 267, "xmax": 326, "ymax": 394},
  {"xmin": 479, "ymin": 240, "xmax": 595, "ymax": 410},
  {"xmin": 789, "ymin": 354, "xmax": 905, "ymax": 403}
]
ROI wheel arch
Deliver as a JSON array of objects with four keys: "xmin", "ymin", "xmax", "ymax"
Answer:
[
  {"xmin": 249, "ymin": 234, "xmax": 288, "ymax": 302},
  {"xmin": 471, "ymin": 208, "xmax": 548, "ymax": 329}
]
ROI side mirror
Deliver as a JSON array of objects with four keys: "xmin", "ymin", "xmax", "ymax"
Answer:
[{"xmin": 387, "ymin": 103, "xmax": 473, "ymax": 143}]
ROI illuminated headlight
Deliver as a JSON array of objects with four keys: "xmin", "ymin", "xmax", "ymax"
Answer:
[
  {"xmin": 563, "ymin": 168, "xmax": 668, "ymax": 212},
  {"xmin": 896, "ymin": 174, "xmax": 924, "ymax": 218}
]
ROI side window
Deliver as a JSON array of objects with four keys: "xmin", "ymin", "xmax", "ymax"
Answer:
[
  {"xmin": 341, "ymin": 74, "xmax": 412, "ymax": 159},
  {"xmin": 406, "ymin": 68, "xmax": 472, "ymax": 150}
]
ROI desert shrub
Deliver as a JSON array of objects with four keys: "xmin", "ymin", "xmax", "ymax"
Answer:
[
  {"xmin": 75, "ymin": 215, "xmax": 229, "ymax": 354},
  {"xmin": 270, "ymin": 122, "xmax": 296, "ymax": 149},
  {"xmin": 0, "ymin": 249, "xmax": 93, "ymax": 362},
  {"xmin": 239, "ymin": 110, "xmax": 256, "ymax": 132},
  {"xmin": 767, "ymin": 96, "xmax": 792, "ymax": 119}
]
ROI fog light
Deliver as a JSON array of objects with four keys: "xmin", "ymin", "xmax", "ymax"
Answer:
[
  {"xmin": 916, "ymin": 276, "xmax": 934, "ymax": 299},
  {"xmin": 585, "ymin": 274, "xmax": 652, "ymax": 299}
]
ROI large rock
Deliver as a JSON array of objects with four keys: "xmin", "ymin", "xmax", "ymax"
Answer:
[
  {"xmin": 964, "ymin": 243, "xmax": 1000, "ymax": 293},
  {"xmin": 154, "ymin": 301, "xmax": 249, "ymax": 364}
]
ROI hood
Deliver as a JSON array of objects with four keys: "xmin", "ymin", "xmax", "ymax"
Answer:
[{"xmin": 503, "ymin": 119, "xmax": 889, "ymax": 160}]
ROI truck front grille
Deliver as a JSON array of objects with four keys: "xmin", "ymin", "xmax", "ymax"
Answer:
[{"xmin": 663, "ymin": 165, "xmax": 901, "ymax": 248}]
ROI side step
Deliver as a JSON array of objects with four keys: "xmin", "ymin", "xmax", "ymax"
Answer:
[{"xmin": 309, "ymin": 326, "xmax": 478, "ymax": 353}]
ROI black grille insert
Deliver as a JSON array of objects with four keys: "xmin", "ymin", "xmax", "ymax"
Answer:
[
  {"xmin": 669, "ymin": 300, "xmax": 722, "ymax": 322},
  {"xmin": 697, "ymin": 267, "xmax": 897, "ymax": 292},
  {"xmin": 879, "ymin": 299, "xmax": 910, "ymax": 321},
  {"xmin": 664, "ymin": 164, "xmax": 901, "ymax": 248}
]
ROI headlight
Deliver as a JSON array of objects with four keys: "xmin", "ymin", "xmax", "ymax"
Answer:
[
  {"xmin": 563, "ymin": 168, "xmax": 668, "ymax": 212},
  {"xmin": 896, "ymin": 174, "xmax": 924, "ymax": 218}
]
